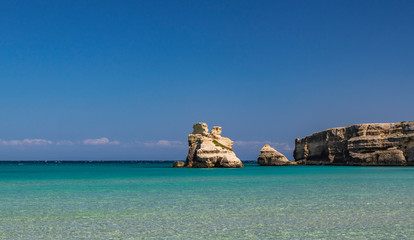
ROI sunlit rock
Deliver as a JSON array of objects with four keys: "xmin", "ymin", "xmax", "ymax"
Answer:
[
  {"xmin": 183, "ymin": 122, "xmax": 243, "ymax": 168},
  {"xmin": 294, "ymin": 121, "xmax": 414, "ymax": 166}
]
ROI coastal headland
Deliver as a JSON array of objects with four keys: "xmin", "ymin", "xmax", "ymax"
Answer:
[{"xmin": 294, "ymin": 121, "xmax": 414, "ymax": 166}]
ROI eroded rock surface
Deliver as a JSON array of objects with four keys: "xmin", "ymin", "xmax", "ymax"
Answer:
[
  {"xmin": 184, "ymin": 123, "xmax": 243, "ymax": 168},
  {"xmin": 257, "ymin": 144, "xmax": 292, "ymax": 166},
  {"xmin": 294, "ymin": 121, "xmax": 414, "ymax": 166}
]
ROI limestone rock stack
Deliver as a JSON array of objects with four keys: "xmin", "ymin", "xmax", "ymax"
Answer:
[
  {"xmin": 294, "ymin": 121, "xmax": 414, "ymax": 166},
  {"xmin": 257, "ymin": 144, "xmax": 291, "ymax": 166},
  {"xmin": 184, "ymin": 123, "xmax": 243, "ymax": 168}
]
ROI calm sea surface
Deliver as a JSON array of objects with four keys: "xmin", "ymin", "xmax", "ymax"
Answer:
[{"xmin": 0, "ymin": 162, "xmax": 413, "ymax": 239}]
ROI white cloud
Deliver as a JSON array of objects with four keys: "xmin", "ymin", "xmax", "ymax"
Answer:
[
  {"xmin": 234, "ymin": 140, "xmax": 294, "ymax": 151},
  {"xmin": 141, "ymin": 140, "xmax": 185, "ymax": 148},
  {"xmin": 82, "ymin": 137, "xmax": 120, "ymax": 145},
  {"xmin": 56, "ymin": 140, "xmax": 74, "ymax": 146},
  {"xmin": 0, "ymin": 138, "xmax": 53, "ymax": 146},
  {"xmin": 0, "ymin": 137, "xmax": 294, "ymax": 151}
]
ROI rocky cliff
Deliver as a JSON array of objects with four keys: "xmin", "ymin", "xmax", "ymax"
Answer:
[
  {"xmin": 294, "ymin": 121, "xmax": 414, "ymax": 165},
  {"xmin": 257, "ymin": 144, "xmax": 293, "ymax": 166},
  {"xmin": 183, "ymin": 123, "xmax": 243, "ymax": 168}
]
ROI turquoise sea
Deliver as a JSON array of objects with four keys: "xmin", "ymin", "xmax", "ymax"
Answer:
[{"xmin": 1, "ymin": 162, "xmax": 414, "ymax": 239}]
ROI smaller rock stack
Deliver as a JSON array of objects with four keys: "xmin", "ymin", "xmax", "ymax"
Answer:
[
  {"xmin": 257, "ymin": 144, "xmax": 293, "ymax": 166},
  {"xmin": 172, "ymin": 161, "xmax": 185, "ymax": 168}
]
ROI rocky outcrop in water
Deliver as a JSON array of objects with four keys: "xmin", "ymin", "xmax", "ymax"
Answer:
[
  {"xmin": 183, "ymin": 123, "xmax": 243, "ymax": 168},
  {"xmin": 173, "ymin": 161, "xmax": 185, "ymax": 168},
  {"xmin": 294, "ymin": 121, "xmax": 414, "ymax": 165},
  {"xmin": 257, "ymin": 144, "xmax": 293, "ymax": 166}
]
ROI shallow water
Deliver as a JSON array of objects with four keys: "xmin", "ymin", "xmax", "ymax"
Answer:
[{"xmin": 1, "ymin": 162, "xmax": 413, "ymax": 239}]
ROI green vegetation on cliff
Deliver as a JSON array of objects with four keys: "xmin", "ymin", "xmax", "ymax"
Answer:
[{"xmin": 212, "ymin": 140, "xmax": 233, "ymax": 152}]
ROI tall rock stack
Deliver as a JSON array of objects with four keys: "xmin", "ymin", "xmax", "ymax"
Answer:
[
  {"xmin": 294, "ymin": 121, "xmax": 414, "ymax": 166},
  {"xmin": 182, "ymin": 123, "xmax": 243, "ymax": 168}
]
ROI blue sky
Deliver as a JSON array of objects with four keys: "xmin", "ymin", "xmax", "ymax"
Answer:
[{"xmin": 1, "ymin": 0, "xmax": 413, "ymax": 160}]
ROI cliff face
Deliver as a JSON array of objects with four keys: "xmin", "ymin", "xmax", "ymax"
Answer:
[
  {"xmin": 184, "ymin": 123, "xmax": 243, "ymax": 168},
  {"xmin": 294, "ymin": 122, "xmax": 414, "ymax": 165}
]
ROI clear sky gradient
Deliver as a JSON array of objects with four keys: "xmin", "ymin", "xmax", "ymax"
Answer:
[{"xmin": 1, "ymin": 0, "xmax": 413, "ymax": 160}]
